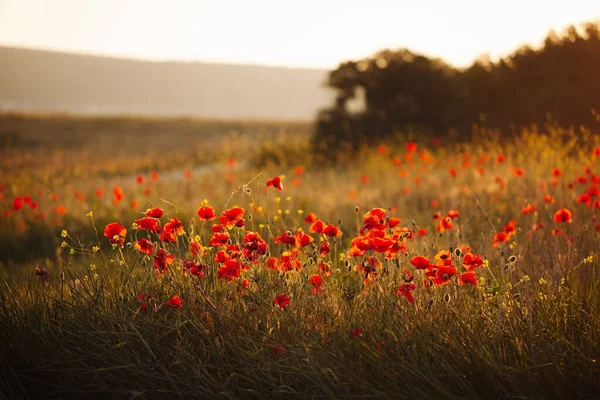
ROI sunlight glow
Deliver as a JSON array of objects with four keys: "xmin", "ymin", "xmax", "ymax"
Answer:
[{"xmin": 1, "ymin": 0, "xmax": 599, "ymax": 68}]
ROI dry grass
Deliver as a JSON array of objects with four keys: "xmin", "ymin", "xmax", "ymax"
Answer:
[{"xmin": 0, "ymin": 114, "xmax": 599, "ymax": 399}]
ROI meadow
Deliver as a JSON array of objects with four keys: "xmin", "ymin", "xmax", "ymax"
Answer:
[{"xmin": 0, "ymin": 113, "xmax": 599, "ymax": 399}]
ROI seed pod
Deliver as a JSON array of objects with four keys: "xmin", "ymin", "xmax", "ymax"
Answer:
[
  {"xmin": 508, "ymin": 255, "xmax": 517, "ymax": 263},
  {"xmin": 444, "ymin": 293, "xmax": 451, "ymax": 303}
]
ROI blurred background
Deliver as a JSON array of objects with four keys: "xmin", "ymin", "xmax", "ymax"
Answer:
[{"xmin": 1, "ymin": 1, "xmax": 599, "ymax": 125}]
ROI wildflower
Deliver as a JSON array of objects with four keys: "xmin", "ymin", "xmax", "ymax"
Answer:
[
  {"xmin": 406, "ymin": 142, "xmax": 418, "ymax": 153},
  {"xmin": 320, "ymin": 241, "xmax": 331, "ymax": 256},
  {"xmin": 190, "ymin": 241, "xmax": 203, "ymax": 256},
  {"xmin": 409, "ymin": 255, "xmax": 430, "ymax": 270},
  {"xmin": 12, "ymin": 197, "xmax": 23, "ymax": 211},
  {"xmin": 197, "ymin": 205, "xmax": 217, "ymax": 221},
  {"xmin": 219, "ymin": 207, "xmax": 245, "ymax": 228},
  {"xmin": 144, "ymin": 207, "xmax": 164, "ymax": 218},
  {"xmin": 447, "ymin": 210, "xmax": 459, "ymax": 219},
  {"xmin": 267, "ymin": 175, "xmax": 284, "ymax": 191},
  {"xmin": 183, "ymin": 260, "xmax": 206, "ymax": 277},
  {"xmin": 112, "ymin": 186, "xmax": 124, "ymax": 204},
  {"xmin": 135, "ymin": 217, "xmax": 162, "ymax": 233},
  {"xmin": 309, "ymin": 219, "xmax": 326, "ymax": 234},
  {"xmin": 463, "ymin": 253, "xmax": 484, "ymax": 270},
  {"xmin": 309, "ymin": 274, "xmax": 324, "ymax": 294},
  {"xmin": 217, "ymin": 259, "xmax": 242, "ymax": 281},
  {"xmin": 273, "ymin": 294, "xmax": 291, "ymax": 309},
  {"xmin": 553, "ymin": 208, "xmax": 573, "ymax": 223},
  {"xmin": 458, "ymin": 271, "xmax": 478, "ymax": 286},
  {"xmin": 396, "ymin": 282, "xmax": 416, "ymax": 303},
  {"xmin": 61, "ymin": 230, "xmax": 68, "ymax": 238},
  {"xmin": 104, "ymin": 222, "xmax": 127, "ymax": 247},
  {"xmin": 521, "ymin": 204, "xmax": 536, "ymax": 215},
  {"xmin": 166, "ymin": 295, "xmax": 182, "ymax": 309},
  {"xmin": 295, "ymin": 229, "xmax": 314, "ymax": 247},
  {"xmin": 323, "ymin": 224, "xmax": 342, "ymax": 237},
  {"xmin": 433, "ymin": 265, "xmax": 458, "ymax": 286},
  {"xmin": 350, "ymin": 327, "xmax": 363, "ymax": 337},
  {"xmin": 153, "ymin": 249, "xmax": 175, "ymax": 273},
  {"xmin": 133, "ymin": 238, "xmax": 155, "ymax": 255}
]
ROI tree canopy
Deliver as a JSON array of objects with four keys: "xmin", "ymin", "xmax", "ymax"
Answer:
[{"xmin": 313, "ymin": 22, "xmax": 600, "ymax": 157}]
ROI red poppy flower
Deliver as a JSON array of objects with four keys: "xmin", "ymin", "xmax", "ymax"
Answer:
[
  {"xmin": 458, "ymin": 271, "xmax": 478, "ymax": 286},
  {"xmin": 278, "ymin": 252, "xmax": 300, "ymax": 272},
  {"xmin": 388, "ymin": 217, "xmax": 402, "ymax": 228},
  {"xmin": 133, "ymin": 238, "xmax": 155, "ymax": 255},
  {"xmin": 164, "ymin": 218, "xmax": 185, "ymax": 236},
  {"xmin": 417, "ymin": 228, "xmax": 427, "ymax": 237},
  {"xmin": 521, "ymin": 204, "xmax": 536, "ymax": 215},
  {"xmin": 309, "ymin": 274, "xmax": 324, "ymax": 294},
  {"xmin": 309, "ymin": 219, "xmax": 326, "ymax": 234},
  {"xmin": 323, "ymin": 224, "xmax": 342, "ymax": 237},
  {"xmin": 406, "ymin": 142, "xmax": 417, "ymax": 153},
  {"xmin": 396, "ymin": 282, "xmax": 416, "ymax": 303},
  {"xmin": 197, "ymin": 205, "xmax": 217, "ymax": 221},
  {"xmin": 274, "ymin": 232, "xmax": 296, "ymax": 246},
  {"xmin": 266, "ymin": 256, "xmax": 278, "ymax": 270},
  {"xmin": 304, "ymin": 212, "xmax": 318, "ymax": 224},
  {"xmin": 218, "ymin": 259, "xmax": 242, "ymax": 281},
  {"xmin": 543, "ymin": 194, "xmax": 555, "ymax": 204},
  {"xmin": 154, "ymin": 248, "xmax": 174, "ymax": 273},
  {"xmin": 410, "ymin": 256, "xmax": 430, "ymax": 270},
  {"xmin": 131, "ymin": 200, "xmax": 139, "ymax": 210},
  {"xmin": 553, "ymin": 208, "xmax": 572, "ymax": 223},
  {"xmin": 242, "ymin": 231, "xmax": 268, "ymax": 258},
  {"xmin": 104, "ymin": 222, "xmax": 127, "ymax": 247},
  {"xmin": 437, "ymin": 218, "xmax": 453, "ymax": 233},
  {"xmin": 318, "ymin": 262, "xmax": 332, "ymax": 276},
  {"xmin": 144, "ymin": 207, "xmax": 164, "ymax": 218},
  {"xmin": 463, "ymin": 253, "xmax": 483, "ymax": 270},
  {"xmin": 113, "ymin": 186, "xmax": 124, "ymax": 204},
  {"xmin": 273, "ymin": 294, "xmax": 291, "ymax": 309},
  {"xmin": 184, "ymin": 260, "xmax": 206, "ymax": 277},
  {"xmin": 267, "ymin": 176, "xmax": 284, "ymax": 191},
  {"xmin": 166, "ymin": 295, "xmax": 182, "ymax": 309},
  {"xmin": 209, "ymin": 231, "xmax": 230, "ymax": 247},
  {"xmin": 497, "ymin": 154, "xmax": 505, "ymax": 163},
  {"xmin": 12, "ymin": 197, "xmax": 23, "ymax": 211},
  {"xmin": 180, "ymin": 235, "xmax": 198, "ymax": 253},
  {"xmin": 219, "ymin": 207, "xmax": 245, "ymax": 228},
  {"xmin": 136, "ymin": 175, "xmax": 144, "ymax": 184},
  {"xmin": 433, "ymin": 265, "xmax": 458, "ymax": 286},
  {"xmin": 434, "ymin": 250, "xmax": 453, "ymax": 267},
  {"xmin": 319, "ymin": 241, "xmax": 331, "ymax": 256},
  {"xmin": 512, "ymin": 167, "xmax": 525, "ymax": 177},
  {"xmin": 295, "ymin": 229, "xmax": 314, "ymax": 247},
  {"xmin": 350, "ymin": 327, "xmax": 363, "ymax": 337},
  {"xmin": 493, "ymin": 231, "xmax": 510, "ymax": 247},
  {"xmin": 95, "ymin": 188, "xmax": 105, "ymax": 198},
  {"xmin": 447, "ymin": 210, "xmax": 459, "ymax": 219},
  {"xmin": 135, "ymin": 217, "xmax": 162, "ymax": 233}
]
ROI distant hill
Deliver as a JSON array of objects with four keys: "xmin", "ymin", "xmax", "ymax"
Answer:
[{"xmin": 0, "ymin": 46, "xmax": 334, "ymax": 119}]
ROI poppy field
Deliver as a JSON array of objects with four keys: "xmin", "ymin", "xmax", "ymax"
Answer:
[{"xmin": 0, "ymin": 114, "xmax": 599, "ymax": 399}]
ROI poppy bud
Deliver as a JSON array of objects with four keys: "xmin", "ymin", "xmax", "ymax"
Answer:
[
  {"xmin": 508, "ymin": 255, "xmax": 517, "ymax": 263},
  {"xmin": 444, "ymin": 293, "xmax": 451, "ymax": 303}
]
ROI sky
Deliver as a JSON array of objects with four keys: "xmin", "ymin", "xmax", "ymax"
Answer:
[{"xmin": 1, "ymin": 0, "xmax": 599, "ymax": 69}]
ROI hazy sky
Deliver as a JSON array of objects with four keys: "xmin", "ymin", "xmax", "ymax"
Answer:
[{"xmin": 1, "ymin": 0, "xmax": 599, "ymax": 69}]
